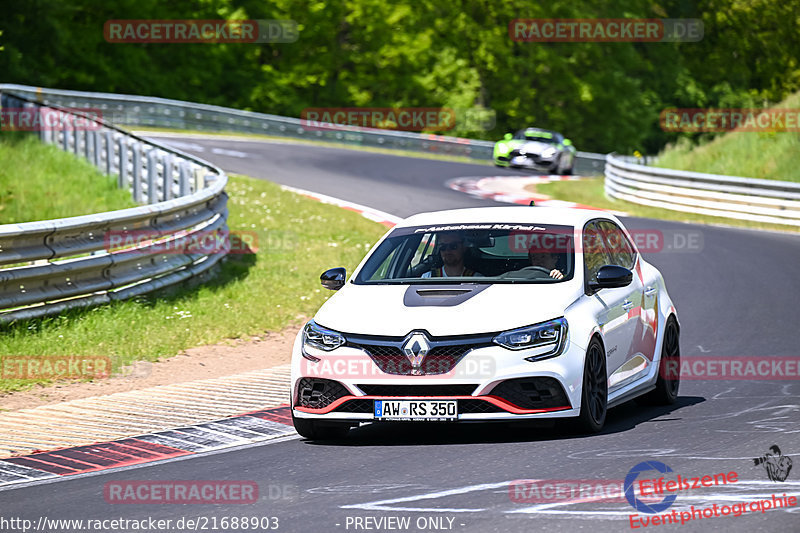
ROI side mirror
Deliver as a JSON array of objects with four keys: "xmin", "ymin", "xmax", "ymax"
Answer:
[
  {"xmin": 321, "ymin": 267, "xmax": 346, "ymax": 290},
  {"xmin": 504, "ymin": 133, "xmax": 512, "ymax": 140},
  {"xmin": 563, "ymin": 138, "xmax": 573, "ymax": 146},
  {"xmin": 590, "ymin": 265, "xmax": 632, "ymax": 291}
]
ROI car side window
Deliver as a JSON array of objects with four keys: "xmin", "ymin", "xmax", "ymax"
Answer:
[
  {"xmin": 596, "ymin": 220, "xmax": 636, "ymax": 270},
  {"xmin": 583, "ymin": 222, "xmax": 612, "ymax": 284},
  {"xmin": 366, "ymin": 235, "xmax": 420, "ymax": 280}
]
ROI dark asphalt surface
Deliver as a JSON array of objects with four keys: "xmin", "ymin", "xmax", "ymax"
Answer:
[{"xmin": 2, "ymin": 136, "xmax": 798, "ymax": 533}]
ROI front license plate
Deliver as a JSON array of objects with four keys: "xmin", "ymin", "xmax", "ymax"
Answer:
[{"xmin": 373, "ymin": 399, "xmax": 458, "ymax": 421}]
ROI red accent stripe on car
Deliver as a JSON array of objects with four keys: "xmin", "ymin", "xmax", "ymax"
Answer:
[{"xmin": 294, "ymin": 395, "xmax": 572, "ymax": 415}]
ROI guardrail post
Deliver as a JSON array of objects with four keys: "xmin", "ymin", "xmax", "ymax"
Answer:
[
  {"xmin": 118, "ymin": 136, "xmax": 128, "ymax": 189},
  {"xmin": 132, "ymin": 143, "xmax": 142, "ymax": 202},
  {"xmin": 40, "ymin": 107, "xmax": 52, "ymax": 144},
  {"xmin": 147, "ymin": 150, "xmax": 159, "ymax": 204},
  {"xmin": 179, "ymin": 162, "xmax": 191, "ymax": 196},
  {"xmin": 105, "ymin": 131, "xmax": 113, "ymax": 176},
  {"xmin": 84, "ymin": 128, "xmax": 92, "ymax": 160},
  {"xmin": 46, "ymin": 125, "xmax": 56, "ymax": 147},
  {"xmin": 62, "ymin": 128, "xmax": 71, "ymax": 153},
  {"xmin": 163, "ymin": 154, "xmax": 174, "ymax": 201},
  {"xmin": 73, "ymin": 129, "xmax": 81, "ymax": 155},
  {"xmin": 93, "ymin": 130, "xmax": 102, "ymax": 169}
]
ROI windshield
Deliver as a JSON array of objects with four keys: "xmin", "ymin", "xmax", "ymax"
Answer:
[
  {"xmin": 354, "ymin": 223, "xmax": 575, "ymax": 284},
  {"xmin": 514, "ymin": 130, "xmax": 560, "ymax": 143}
]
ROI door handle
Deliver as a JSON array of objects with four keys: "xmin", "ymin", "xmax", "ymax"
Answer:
[
  {"xmin": 622, "ymin": 300, "xmax": 634, "ymax": 311},
  {"xmin": 645, "ymin": 286, "xmax": 657, "ymax": 297}
]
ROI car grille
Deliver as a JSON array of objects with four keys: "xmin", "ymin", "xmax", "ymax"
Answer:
[
  {"xmin": 509, "ymin": 150, "xmax": 549, "ymax": 164},
  {"xmin": 489, "ymin": 377, "xmax": 570, "ymax": 409},
  {"xmin": 296, "ymin": 378, "xmax": 349, "ymax": 409},
  {"xmin": 346, "ymin": 333, "xmax": 492, "ymax": 376},
  {"xmin": 357, "ymin": 384, "xmax": 478, "ymax": 396}
]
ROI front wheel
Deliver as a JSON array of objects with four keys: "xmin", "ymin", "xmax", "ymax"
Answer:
[
  {"xmin": 575, "ymin": 338, "xmax": 608, "ymax": 433},
  {"xmin": 555, "ymin": 155, "xmax": 574, "ymax": 175},
  {"xmin": 292, "ymin": 412, "xmax": 351, "ymax": 440}
]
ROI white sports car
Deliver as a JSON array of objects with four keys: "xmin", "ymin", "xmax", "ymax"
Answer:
[{"xmin": 291, "ymin": 206, "xmax": 680, "ymax": 439}]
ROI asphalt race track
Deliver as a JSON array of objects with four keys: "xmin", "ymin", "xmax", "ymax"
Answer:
[{"xmin": 2, "ymin": 136, "xmax": 799, "ymax": 533}]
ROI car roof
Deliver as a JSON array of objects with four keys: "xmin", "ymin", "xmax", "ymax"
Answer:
[{"xmin": 396, "ymin": 206, "xmax": 619, "ymax": 229}]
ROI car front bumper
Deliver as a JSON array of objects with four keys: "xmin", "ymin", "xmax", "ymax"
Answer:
[
  {"xmin": 290, "ymin": 332, "xmax": 586, "ymax": 423},
  {"xmin": 495, "ymin": 153, "xmax": 560, "ymax": 171}
]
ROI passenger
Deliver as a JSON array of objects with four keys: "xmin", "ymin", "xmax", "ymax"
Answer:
[{"xmin": 422, "ymin": 232, "xmax": 482, "ymax": 278}]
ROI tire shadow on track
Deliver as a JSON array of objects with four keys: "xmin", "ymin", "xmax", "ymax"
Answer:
[{"xmin": 300, "ymin": 396, "xmax": 704, "ymax": 447}]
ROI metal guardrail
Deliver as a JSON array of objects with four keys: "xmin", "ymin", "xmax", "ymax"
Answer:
[
  {"xmin": 0, "ymin": 87, "xmax": 229, "ymax": 323},
  {"xmin": 605, "ymin": 153, "xmax": 800, "ymax": 226},
  {"xmin": 0, "ymin": 84, "xmax": 606, "ymax": 174}
]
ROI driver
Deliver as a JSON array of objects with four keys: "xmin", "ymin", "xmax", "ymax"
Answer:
[
  {"xmin": 528, "ymin": 249, "xmax": 564, "ymax": 280},
  {"xmin": 422, "ymin": 232, "xmax": 482, "ymax": 278}
]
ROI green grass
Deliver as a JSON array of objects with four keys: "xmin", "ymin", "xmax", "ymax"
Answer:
[
  {"xmin": 132, "ymin": 126, "xmax": 495, "ymax": 167},
  {"xmin": 535, "ymin": 178, "xmax": 800, "ymax": 233},
  {"xmin": 655, "ymin": 92, "xmax": 800, "ymax": 182},
  {"xmin": 0, "ymin": 133, "xmax": 136, "ymax": 223},
  {"xmin": 0, "ymin": 174, "xmax": 388, "ymax": 394}
]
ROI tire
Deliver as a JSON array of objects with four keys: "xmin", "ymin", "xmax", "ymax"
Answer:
[
  {"xmin": 551, "ymin": 156, "xmax": 563, "ymax": 175},
  {"xmin": 556, "ymin": 155, "xmax": 574, "ymax": 175},
  {"xmin": 574, "ymin": 337, "xmax": 608, "ymax": 433},
  {"xmin": 639, "ymin": 317, "xmax": 680, "ymax": 405},
  {"xmin": 292, "ymin": 412, "xmax": 351, "ymax": 440}
]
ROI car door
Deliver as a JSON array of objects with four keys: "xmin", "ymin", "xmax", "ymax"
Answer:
[
  {"xmin": 595, "ymin": 220, "xmax": 659, "ymax": 359},
  {"xmin": 596, "ymin": 220, "xmax": 657, "ymax": 386},
  {"xmin": 583, "ymin": 221, "xmax": 643, "ymax": 387}
]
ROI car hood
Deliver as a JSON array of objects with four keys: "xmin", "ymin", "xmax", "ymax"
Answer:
[
  {"xmin": 518, "ymin": 141, "xmax": 558, "ymax": 155},
  {"xmin": 314, "ymin": 282, "xmax": 582, "ymax": 337}
]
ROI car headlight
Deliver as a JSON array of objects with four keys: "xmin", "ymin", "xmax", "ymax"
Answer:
[
  {"xmin": 542, "ymin": 147, "xmax": 557, "ymax": 158},
  {"xmin": 493, "ymin": 318, "xmax": 568, "ymax": 361},
  {"xmin": 303, "ymin": 320, "xmax": 345, "ymax": 353}
]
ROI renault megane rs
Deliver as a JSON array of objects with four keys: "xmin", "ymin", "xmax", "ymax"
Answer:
[{"xmin": 291, "ymin": 207, "xmax": 679, "ymax": 439}]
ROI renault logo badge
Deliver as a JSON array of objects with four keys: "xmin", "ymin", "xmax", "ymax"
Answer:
[{"xmin": 402, "ymin": 332, "xmax": 430, "ymax": 375}]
